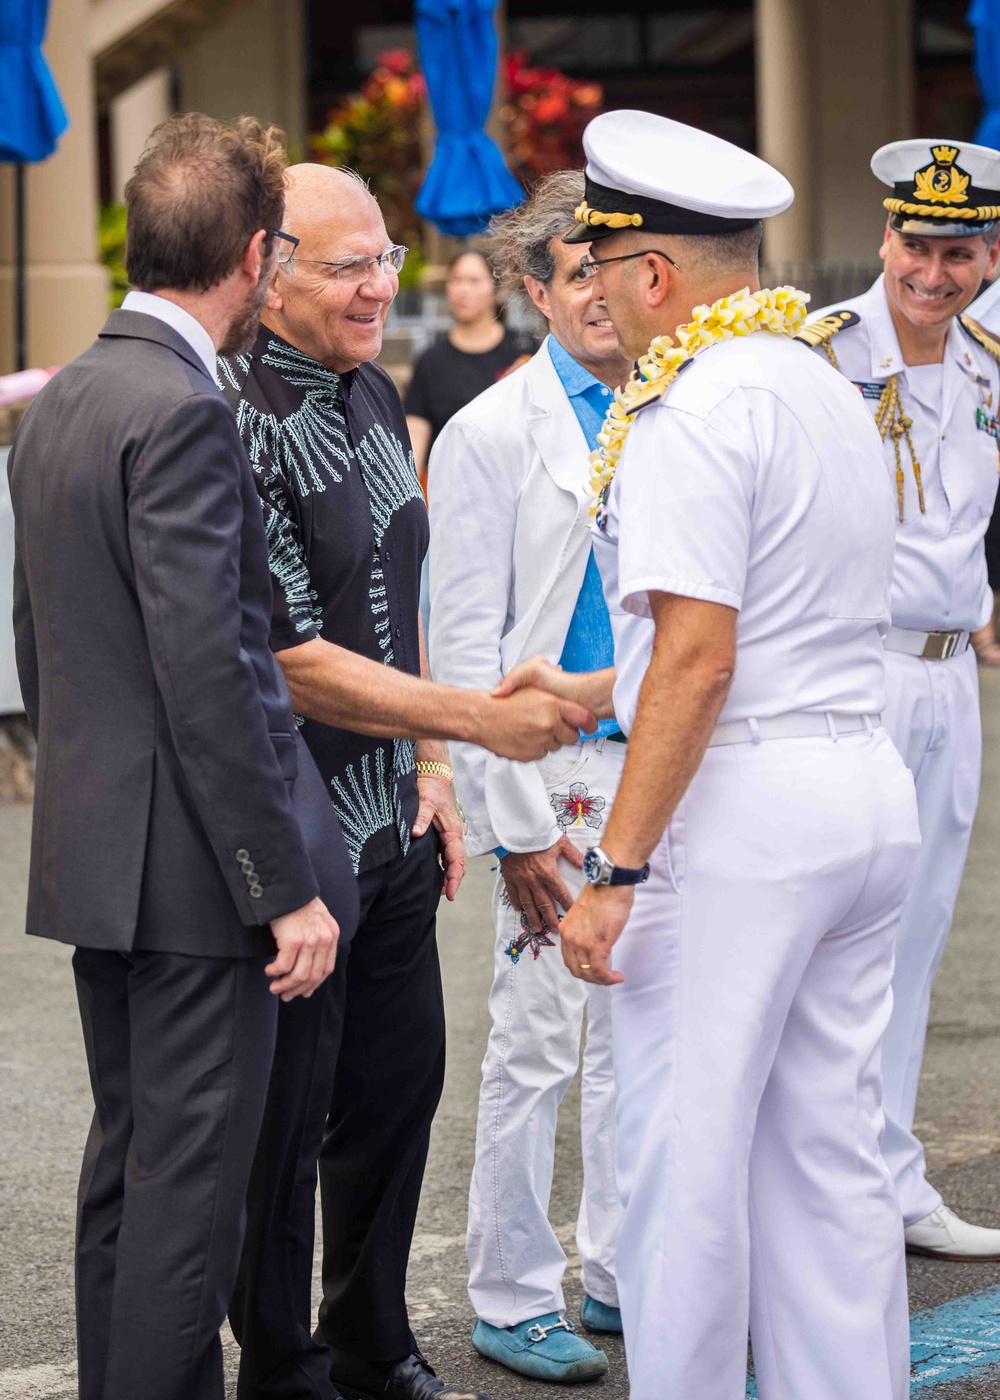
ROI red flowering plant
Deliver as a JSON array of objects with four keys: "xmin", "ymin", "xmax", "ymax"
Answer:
[
  {"xmin": 309, "ymin": 47, "xmax": 602, "ymax": 272},
  {"xmin": 310, "ymin": 49, "xmax": 427, "ymax": 286},
  {"xmin": 501, "ymin": 51, "xmax": 602, "ymax": 187}
]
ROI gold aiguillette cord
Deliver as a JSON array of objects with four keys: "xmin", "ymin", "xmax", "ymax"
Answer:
[{"xmin": 874, "ymin": 375, "xmax": 925, "ymax": 522}]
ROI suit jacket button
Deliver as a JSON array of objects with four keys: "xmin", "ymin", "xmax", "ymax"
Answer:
[
  {"xmin": 249, "ymin": 885, "xmax": 263, "ymax": 898},
  {"xmin": 236, "ymin": 848, "xmax": 250, "ymax": 862}
]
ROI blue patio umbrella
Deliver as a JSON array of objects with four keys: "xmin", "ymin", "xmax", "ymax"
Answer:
[
  {"xmin": 968, "ymin": 0, "xmax": 1000, "ymax": 150},
  {"xmin": 414, "ymin": 0, "xmax": 524, "ymax": 237},
  {"xmin": 0, "ymin": 0, "xmax": 68, "ymax": 369}
]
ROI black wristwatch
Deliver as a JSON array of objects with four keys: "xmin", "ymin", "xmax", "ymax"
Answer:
[{"xmin": 583, "ymin": 845, "xmax": 650, "ymax": 888}]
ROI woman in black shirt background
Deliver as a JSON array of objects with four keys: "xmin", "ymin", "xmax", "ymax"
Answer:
[{"xmin": 404, "ymin": 250, "xmax": 536, "ymax": 488}]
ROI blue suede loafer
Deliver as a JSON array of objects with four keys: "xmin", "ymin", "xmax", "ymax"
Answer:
[
  {"xmin": 580, "ymin": 1294, "xmax": 623, "ymax": 1334},
  {"xmin": 472, "ymin": 1313, "xmax": 609, "ymax": 1382}
]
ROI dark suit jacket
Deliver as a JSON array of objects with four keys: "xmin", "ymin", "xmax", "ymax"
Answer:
[{"xmin": 9, "ymin": 309, "xmax": 321, "ymax": 957}]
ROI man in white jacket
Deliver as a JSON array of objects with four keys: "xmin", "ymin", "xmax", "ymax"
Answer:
[{"xmin": 428, "ymin": 173, "xmax": 631, "ymax": 1383}]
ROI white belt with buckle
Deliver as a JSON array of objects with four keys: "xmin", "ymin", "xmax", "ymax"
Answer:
[
  {"xmin": 706, "ymin": 711, "xmax": 879, "ymax": 747},
  {"xmin": 884, "ymin": 626, "xmax": 970, "ymax": 660}
]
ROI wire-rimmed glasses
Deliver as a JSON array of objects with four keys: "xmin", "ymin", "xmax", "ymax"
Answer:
[
  {"xmin": 578, "ymin": 248, "xmax": 681, "ymax": 280},
  {"xmin": 281, "ymin": 244, "xmax": 408, "ymax": 283}
]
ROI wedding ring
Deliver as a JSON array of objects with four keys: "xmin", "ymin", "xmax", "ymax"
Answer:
[{"xmin": 579, "ymin": 963, "xmax": 591, "ymax": 969}]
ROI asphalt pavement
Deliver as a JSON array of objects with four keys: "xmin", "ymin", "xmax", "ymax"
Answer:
[{"xmin": 3, "ymin": 673, "xmax": 1000, "ymax": 1398}]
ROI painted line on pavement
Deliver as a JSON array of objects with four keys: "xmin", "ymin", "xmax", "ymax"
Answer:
[
  {"xmin": 746, "ymin": 1283, "xmax": 1000, "ymax": 1395},
  {"xmin": 909, "ymin": 1283, "xmax": 1000, "ymax": 1390}
]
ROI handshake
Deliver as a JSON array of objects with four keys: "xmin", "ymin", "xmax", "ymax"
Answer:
[
  {"xmin": 481, "ymin": 657, "xmax": 617, "ymax": 761},
  {"xmin": 269, "ymin": 658, "xmax": 617, "ymax": 1002}
]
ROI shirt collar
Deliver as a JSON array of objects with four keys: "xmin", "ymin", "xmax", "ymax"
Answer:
[
  {"xmin": 547, "ymin": 334, "xmax": 604, "ymax": 398},
  {"xmin": 122, "ymin": 290, "xmax": 219, "ymax": 382},
  {"xmin": 252, "ymin": 322, "xmax": 358, "ymax": 397}
]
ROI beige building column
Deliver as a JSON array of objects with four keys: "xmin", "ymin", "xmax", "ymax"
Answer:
[
  {"xmin": 111, "ymin": 66, "xmax": 173, "ymax": 201},
  {"xmin": 755, "ymin": 0, "xmax": 815, "ymax": 263},
  {"xmin": 178, "ymin": 0, "xmax": 306, "ymax": 154},
  {"xmin": 810, "ymin": 0, "xmax": 914, "ymax": 260},
  {"xmin": 0, "ymin": 0, "xmax": 109, "ymax": 375},
  {"xmin": 754, "ymin": 0, "xmax": 914, "ymax": 264}
]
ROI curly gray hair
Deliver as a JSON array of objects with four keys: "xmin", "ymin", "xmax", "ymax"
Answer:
[{"xmin": 488, "ymin": 171, "xmax": 585, "ymax": 299}]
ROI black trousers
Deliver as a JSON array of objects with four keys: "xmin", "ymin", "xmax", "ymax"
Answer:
[
  {"xmin": 73, "ymin": 946, "xmax": 277, "ymax": 1400},
  {"xmin": 231, "ymin": 829, "xmax": 446, "ymax": 1399}
]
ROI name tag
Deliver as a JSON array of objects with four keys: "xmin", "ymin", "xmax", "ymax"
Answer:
[
  {"xmin": 976, "ymin": 406, "xmax": 1000, "ymax": 438},
  {"xmin": 853, "ymin": 381, "xmax": 885, "ymax": 401}
]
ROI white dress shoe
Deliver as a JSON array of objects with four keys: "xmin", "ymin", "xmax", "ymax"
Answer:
[{"xmin": 904, "ymin": 1205, "xmax": 1000, "ymax": 1261}]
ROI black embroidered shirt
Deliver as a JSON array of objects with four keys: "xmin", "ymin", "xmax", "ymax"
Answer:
[{"xmin": 219, "ymin": 326, "xmax": 427, "ymax": 875}]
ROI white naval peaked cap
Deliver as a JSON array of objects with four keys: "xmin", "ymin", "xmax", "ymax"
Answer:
[
  {"xmin": 564, "ymin": 109, "xmax": 794, "ymax": 244},
  {"xmin": 871, "ymin": 138, "xmax": 1000, "ymax": 236}
]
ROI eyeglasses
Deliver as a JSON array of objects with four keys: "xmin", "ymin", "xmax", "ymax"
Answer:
[
  {"xmin": 281, "ymin": 245, "xmax": 408, "ymax": 283},
  {"xmin": 579, "ymin": 248, "xmax": 681, "ymax": 280},
  {"xmin": 267, "ymin": 230, "xmax": 300, "ymax": 264}
]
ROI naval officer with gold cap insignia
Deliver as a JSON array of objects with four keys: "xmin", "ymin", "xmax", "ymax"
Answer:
[
  {"xmin": 803, "ymin": 138, "xmax": 1000, "ymax": 1264},
  {"xmin": 503, "ymin": 109, "xmax": 921, "ymax": 1400}
]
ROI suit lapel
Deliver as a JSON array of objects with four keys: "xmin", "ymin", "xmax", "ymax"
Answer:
[{"xmin": 525, "ymin": 340, "xmax": 593, "ymax": 509}]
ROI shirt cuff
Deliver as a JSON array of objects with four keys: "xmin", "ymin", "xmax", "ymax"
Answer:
[
  {"xmin": 269, "ymin": 621, "xmax": 320, "ymax": 652},
  {"xmin": 494, "ymin": 846, "xmax": 509, "ymax": 859}
]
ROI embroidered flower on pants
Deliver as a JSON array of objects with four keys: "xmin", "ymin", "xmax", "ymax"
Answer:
[
  {"xmin": 551, "ymin": 782, "xmax": 606, "ymax": 831},
  {"xmin": 505, "ymin": 917, "xmax": 558, "ymax": 964}
]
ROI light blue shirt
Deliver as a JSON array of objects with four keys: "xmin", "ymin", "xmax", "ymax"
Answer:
[{"xmin": 548, "ymin": 337, "xmax": 620, "ymax": 740}]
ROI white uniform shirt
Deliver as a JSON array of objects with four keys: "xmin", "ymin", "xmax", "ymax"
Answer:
[
  {"xmin": 811, "ymin": 275, "xmax": 1000, "ymax": 633},
  {"xmin": 592, "ymin": 333, "xmax": 895, "ymax": 734},
  {"xmin": 968, "ymin": 275, "xmax": 1000, "ymax": 331}
]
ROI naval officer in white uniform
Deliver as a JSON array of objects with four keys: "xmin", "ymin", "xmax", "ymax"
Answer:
[
  {"xmin": 517, "ymin": 110, "xmax": 922, "ymax": 1400},
  {"xmin": 804, "ymin": 139, "xmax": 1000, "ymax": 1261}
]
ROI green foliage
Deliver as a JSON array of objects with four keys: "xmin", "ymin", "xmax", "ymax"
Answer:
[
  {"xmin": 309, "ymin": 50, "xmax": 427, "ymax": 262},
  {"xmin": 99, "ymin": 204, "xmax": 129, "ymax": 310}
]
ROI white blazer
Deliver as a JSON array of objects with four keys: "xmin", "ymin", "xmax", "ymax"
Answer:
[{"xmin": 428, "ymin": 337, "xmax": 597, "ymax": 858}]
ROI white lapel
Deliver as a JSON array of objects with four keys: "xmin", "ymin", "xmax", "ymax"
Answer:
[
  {"xmin": 525, "ymin": 337, "xmax": 594, "ymax": 510},
  {"xmin": 866, "ymin": 277, "xmax": 906, "ymax": 382},
  {"xmin": 942, "ymin": 315, "xmax": 977, "ymax": 431}
]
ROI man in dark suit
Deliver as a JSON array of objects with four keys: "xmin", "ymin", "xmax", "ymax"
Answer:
[{"xmin": 8, "ymin": 113, "xmax": 350, "ymax": 1400}]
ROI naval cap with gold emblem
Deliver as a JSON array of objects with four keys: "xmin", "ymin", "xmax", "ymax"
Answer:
[
  {"xmin": 873, "ymin": 138, "xmax": 1000, "ymax": 237},
  {"xmin": 563, "ymin": 109, "xmax": 794, "ymax": 244}
]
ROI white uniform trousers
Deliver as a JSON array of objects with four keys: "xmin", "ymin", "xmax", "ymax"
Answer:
[
  {"xmin": 879, "ymin": 646, "xmax": 982, "ymax": 1224},
  {"xmin": 612, "ymin": 728, "xmax": 920, "ymax": 1400},
  {"xmin": 467, "ymin": 738, "xmax": 625, "ymax": 1326}
]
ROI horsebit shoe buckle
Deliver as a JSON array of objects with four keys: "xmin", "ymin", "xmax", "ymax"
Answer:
[{"xmin": 526, "ymin": 1318, "xmax": 576, "ymax": 1343}]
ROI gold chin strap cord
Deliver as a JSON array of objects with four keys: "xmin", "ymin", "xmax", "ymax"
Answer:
[
  {"xmin": 574, "ymin": 202, "xmax": 644, "ymax": 230},
  {"xmin": 874, "ymin": 375, "xmax": 925, "ymax": 522}
]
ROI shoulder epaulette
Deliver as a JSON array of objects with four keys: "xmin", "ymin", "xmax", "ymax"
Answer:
[
  {"xmin": 628, "ymin": 356, "xmax": 695, "ymax": 414},
  {"xmin": 793, "ymin": 309, "xmax": 861, "ymax": 349},
  {"xmin": 959, "ymin": 314, "xmax": 1000, "ymax": 364},
  {"xmin": 621, "ymin": 358, "xmax": 694, "ymax": 411}
]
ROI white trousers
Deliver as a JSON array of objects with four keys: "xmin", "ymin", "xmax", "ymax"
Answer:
[
  {"xmin": 467, "ymin": 738, "xmax": 625, "ymax": 1327},
  {"xmin": 879, "ymin": 646, "xmax": 982, "ymax": 1224},
  {"xmin": 612, "ymin": 729, "xmax": 920, "ymax": 1400}
]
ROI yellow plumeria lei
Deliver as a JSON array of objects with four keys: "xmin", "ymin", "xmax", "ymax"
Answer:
[{"xmin": 590, "ymin": 285, "xmax": 810, "ymax": 522}]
